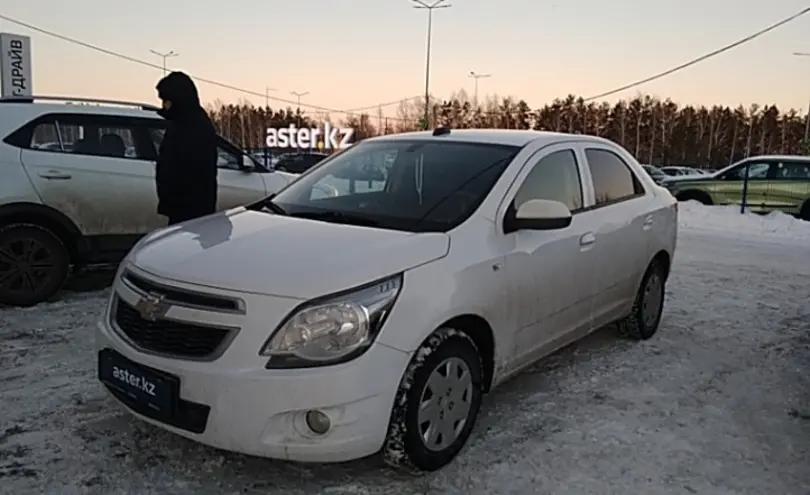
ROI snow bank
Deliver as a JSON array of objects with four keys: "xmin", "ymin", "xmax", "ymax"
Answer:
[{"xmin": 678, "ymin": 200, "xmax": 810, "ymax": 242}]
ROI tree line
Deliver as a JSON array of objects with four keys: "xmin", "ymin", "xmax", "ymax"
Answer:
[{"xmin": 207, "ymin": 91, "xmax": 810, "ymax": 169}]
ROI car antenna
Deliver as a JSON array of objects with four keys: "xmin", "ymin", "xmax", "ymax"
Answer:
[{"xmin": 432, "ymin": 126, "xmax": 451, "ymax": 136}]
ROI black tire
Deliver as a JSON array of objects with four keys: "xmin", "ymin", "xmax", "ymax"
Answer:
[
  {"xmin": 800, "ymin": 200, "xmax": 810, "ymax": 222},
  {"xmin": 675, "ymin": 190, "xmax": 712, "ymax": 205},
  {"xmin": 617, "ymin": 260, "xmax": 666, "ymax": 340},
  {"xmin": 382, "ymin": 328, "xmax": 484, "ymax": 473},
  {"xmin": 0, "ymin": 223, "xmax": 70, "ymax": 306}
]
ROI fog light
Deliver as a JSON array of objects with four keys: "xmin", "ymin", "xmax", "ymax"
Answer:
[{"xmin": 305, "ymin": 410, "xmax": 330, "ymax": 435}]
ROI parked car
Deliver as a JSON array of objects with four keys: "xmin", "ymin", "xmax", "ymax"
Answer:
[
  {"xmin": 96, "ymin": 128, "xmax": 677, "ymax": 472},
  {"xmin": 641, "ymin": 164, "xmax": 668, "ymax": 184},
  {"xmin": 664, "ymin": 155, "xmax": 810, "ymax": 219},
  {"xmin": 273, "ymin": 152, "xmax": 330, "ymax": 173},
  {"xmin": 0, "ymin": 96, "xmax": 297, "ymax": 306},
  {"xmin": 660, "ymin": 165, "xmax": 702, "ymax": 177}
]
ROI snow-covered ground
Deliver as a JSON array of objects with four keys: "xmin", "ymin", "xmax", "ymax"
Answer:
[{"xmin": 1, "ymin": 204, "xmax": 809, "ymax": 494}]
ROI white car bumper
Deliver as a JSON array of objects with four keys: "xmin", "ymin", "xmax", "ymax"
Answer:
[{"xmin": 95, "ymin": 272, "xmax": 410, "ymax": 463}]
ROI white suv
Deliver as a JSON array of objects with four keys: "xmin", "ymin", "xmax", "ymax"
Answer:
[
  {"xmin": 96, "ymin": 128, "xmax": 678, "ymax": 472},
  {"xmin": 0, "ymin": 96, "xmax": 296, "ymax": 306}
]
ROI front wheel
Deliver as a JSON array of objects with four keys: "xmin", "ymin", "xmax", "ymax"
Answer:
[
  {"xmin": 382, "ymin": 328, "xmax": 483, "ymax": 473},
  {"xmin": 0, "ymin": 223, "xmax": 70, "ymax": 306}
]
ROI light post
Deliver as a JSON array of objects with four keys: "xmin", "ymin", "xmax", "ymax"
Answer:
[
  {"xmin": 149, "ymin": 49, "xmax": 178, "ymax": 75},
  {"xmin": 468, "ymin": 71, "xmax": 490, "ymax": 107},
  {"xmin": 793, "ymin": 52, "xmax": 810, "ymax": 146},
  {"xmin": 412, "ymin": 0, "xmax": 451, "ymax": 129},
  {"xmin": 290, "ymin": 91, "xmax": 309, "ymax": 128},
  {"xmin": 290, "ymin": 91, "xmax": 309, "ymax": 151}
]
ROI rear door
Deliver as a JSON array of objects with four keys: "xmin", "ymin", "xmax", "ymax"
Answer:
[
  {"xmin": 760, "ymin": 161, "xmax": 810, "ymax": 214},
  {"xmin": 21, "ymin": 113, "xmax": 162, "ymax": 244},
  {"xmin": 580, "ymin": 145, "xmax": 654, "ymax": 329}
]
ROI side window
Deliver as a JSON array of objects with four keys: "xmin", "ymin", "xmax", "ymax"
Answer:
[
  {"xmin": 774, "ymin": 162, "xmax": 810, "ymax": 179},
  {"xmin": 513, "ymin": 149, "xmax": 583, "ymax": 212},
  {"xmin": 28, "ymin": 117, "xmax": 149, "ymax": 159},
  {"xmin": 217, "ymin": 146, "xmax": 242, "ymax": 170},
  {"xmin": 585, "ymin": 148, "xmax": 644, "ymax": 206},
  {"xmin": 30, "ymin": 121, "xmax": 65, "ymax": 151},
  {"xmin": 721, "ymin": 162, "xmax": 770, "ymax": 181}
]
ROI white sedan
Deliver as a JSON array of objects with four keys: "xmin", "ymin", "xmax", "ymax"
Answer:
[{"xmin": 96, "ymin": 129, "xmax": 677, "ymax": 472}]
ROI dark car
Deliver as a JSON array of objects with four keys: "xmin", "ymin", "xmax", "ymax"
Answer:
[
  {"xmin": 641, "ymin": 164, "xmax": 668, "ymax": 185},
  {"xmin": 274, "ymin": 152, "xmax": 330, "ymax": 174}
]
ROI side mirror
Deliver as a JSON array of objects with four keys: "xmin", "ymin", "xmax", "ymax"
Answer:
[{"xmin": 506, "ymin": 199, "xmax": 572, "ymax": 232}]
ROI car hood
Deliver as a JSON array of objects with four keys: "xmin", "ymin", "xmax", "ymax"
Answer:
[{"xmin": 128, "ymin": 209, "xmax": 449, "ymax": 299}]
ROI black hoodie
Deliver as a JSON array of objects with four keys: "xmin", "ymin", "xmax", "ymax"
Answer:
[{"xmin": 154, "ymin": 71, "xmax": 218, "ymax": 221}]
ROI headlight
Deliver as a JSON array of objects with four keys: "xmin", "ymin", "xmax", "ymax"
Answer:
[{"xmin": 259, "ymin": 274, "xmax": 402, "ymax": 368}]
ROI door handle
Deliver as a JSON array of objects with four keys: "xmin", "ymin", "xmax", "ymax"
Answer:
[
  {"xmin": 643, "ymin": 215, "xmax": 654, "ymax": 229},
  {"xmin": 38, "ymin": 170, "xmax": 71, "ymax": 180},
  {"xmin": 579, "ymin": 232, "xmax": 595, "ymax": 246}
]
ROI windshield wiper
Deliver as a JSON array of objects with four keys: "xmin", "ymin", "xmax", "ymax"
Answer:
[
  {"xmin": 288, "ymin": 211, "xmax": 379, "ymax": 227},
  {"xmin": 248, "ymin": 194, "xmax": 287, "ymax": 215}
]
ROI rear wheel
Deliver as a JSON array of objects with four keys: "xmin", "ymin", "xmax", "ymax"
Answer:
[
  {"xmin": 0, "ymin": 223, "xmax": 70, "ymax": 306},
  {"xmin": 675, "ymin": 190, "xmax": 712, "ymax": 205},
  {"xmin": 617, "ymin": 260, "xmax": 666, "ymax": 340}
]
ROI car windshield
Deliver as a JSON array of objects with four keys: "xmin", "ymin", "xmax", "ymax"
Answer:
[{"xmin": 256, "ymin": 139, "xmax": 520, "ymax": 232}]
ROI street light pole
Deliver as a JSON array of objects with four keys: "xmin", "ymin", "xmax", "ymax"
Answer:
[
  {"xmin": 412, "ymin": 0, "xmax": 450, "ymax": 129},
  {"xmin": 795, "ymin": 52, "xmax": 810, "ymax": 147},
  {"xmin": 290, "ymin": 91, "xmax": 309, "ymax": 128},
  {"xmin": 468, "ymin": 71, "xmax": 491, "ymax": 107},
  {"xmin": 290, "ymin": 91, "xmax": 309, "ymax": 151},
  {"xmin": 149, "ymin": 49, "xmax": 178, "ymax": 75}
]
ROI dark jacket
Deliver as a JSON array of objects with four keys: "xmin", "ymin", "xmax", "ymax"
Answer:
[{"xmin": 155, "ymin": 72, "xmax": 218, "ymax": 220}]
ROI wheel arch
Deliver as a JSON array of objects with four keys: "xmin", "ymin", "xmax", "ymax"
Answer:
[
  {"xmin": 0, "ymin": 202, "xmax": 86, "ymax": 263},
  {"xmin": 434, "ymin": 314, "xmax": 496, "ymax": 393}
]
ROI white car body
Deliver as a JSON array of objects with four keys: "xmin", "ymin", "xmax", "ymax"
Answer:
[
  {"xmin": 96, "ymin": 129, "xmax": 677, "ymax": 471},
  {"xmin": 0, "ymin": 96, "xmax": 296, "ymax": 305}
]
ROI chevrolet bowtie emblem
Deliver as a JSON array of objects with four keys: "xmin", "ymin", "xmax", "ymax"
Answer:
[{"xmin": 134, "ymin": 293, "xmax": 168, "ymax": 321}]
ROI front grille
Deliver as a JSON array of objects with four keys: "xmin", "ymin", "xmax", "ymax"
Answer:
[
  {"xmin": 123, "ymin": 271, "xmax": 241, "ymax": 312},
  {"xmin": 114, "ymin": 298, "xmax": 232, "ymax": 359}
]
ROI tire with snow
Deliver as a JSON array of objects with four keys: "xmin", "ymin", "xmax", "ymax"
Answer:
[
  {"xmin": 382, "ymin": 328, "xmax": 484, "ymax": 473},
  {"xmin": 0, "ymin": 223, "xmax": 70, "ymax": 307},
  {"xmin": 617, "ymin": 260, "xmax": 666, "ymax": 340}
]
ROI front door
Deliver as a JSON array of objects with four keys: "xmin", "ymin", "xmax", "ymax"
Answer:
[
  {"xmin": 712, "ymin": 160, "xmax": 771, "ymax": 211},
  {"xmin": 499, "ymin": 144, "xmax": 599, "ymax": 365}
]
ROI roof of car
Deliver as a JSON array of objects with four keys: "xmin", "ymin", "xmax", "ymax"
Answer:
[
  {"xmin": 367, "ymin": 129, "xmax": 613, "ymax": 147},
  {"xmin": 744, "ymin": 154, "xmax": 810, "ymax": 162},
  {"xmin": 0, "ymin": 96, "xmax": 163, "ymax": 127}
]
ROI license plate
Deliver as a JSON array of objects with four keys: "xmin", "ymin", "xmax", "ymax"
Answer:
[{"xmin": 98, "ymin": 349, "xmax": 178, "ymax": 415}]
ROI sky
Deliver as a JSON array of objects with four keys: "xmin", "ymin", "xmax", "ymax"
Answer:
[{"xmin": 1, "ymin": 0, "xmax": 809, "ymax": 120}]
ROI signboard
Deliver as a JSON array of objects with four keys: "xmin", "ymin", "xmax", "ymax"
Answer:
[{"xmin": 0, "ymin": 33, "xmax": 32, "ymax": 98}]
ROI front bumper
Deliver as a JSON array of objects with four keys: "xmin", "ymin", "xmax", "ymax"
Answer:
[{"xmin": 95, "ymin": 267, "xmax": 410, "ymax": 463}]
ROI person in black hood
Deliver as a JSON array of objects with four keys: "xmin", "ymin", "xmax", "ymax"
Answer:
[{"xmin": 155, "ymin": 71, "xmax": 218, "ymax": 225}]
